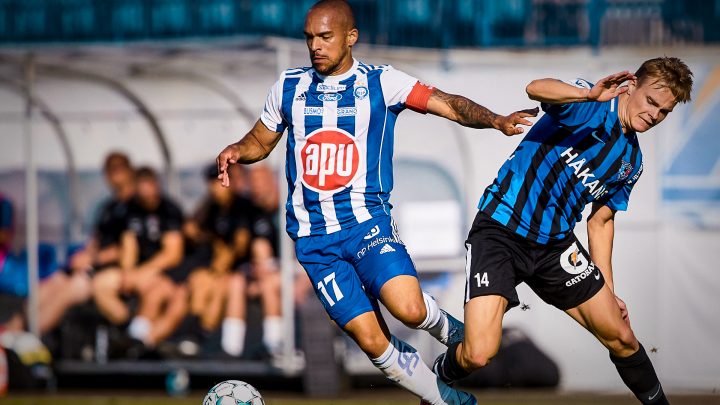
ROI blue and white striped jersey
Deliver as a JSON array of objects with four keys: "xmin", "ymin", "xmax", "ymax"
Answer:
[{"xmin": 260, "ymin": 59, "xmax": 425, "ymax": 239}]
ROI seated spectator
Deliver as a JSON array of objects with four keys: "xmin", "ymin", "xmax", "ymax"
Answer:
[
  {"xmin": 236, "ymin": 164, "xmax": 283, "ymax": 356},
  {"xmin": 0, "ymin": 193, "xmax": 90, "ymax": 335},
  {"xmin": 185, "ymin": 164, "xmax": 255, "ymax": 356},
  {"xmin": 69, "ymin": 152, "xmax": 135, "ymax": 273},
  {"xmin": 92, "ymin": 168, "xmax": 186, "ymax": 347}
]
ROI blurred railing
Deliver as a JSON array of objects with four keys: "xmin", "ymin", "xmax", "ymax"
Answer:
[{"xmin": 0, "ymin": 0, "xmax": 717, "ymax": 47}]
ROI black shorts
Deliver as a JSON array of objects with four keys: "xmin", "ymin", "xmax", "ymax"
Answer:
[
  {"xmin": 464, "ymin": 212, "xmax": 605, "ymax": 311},
  {"xmin": 166, "ymin": 246, "xmax": 212, "ymax": 285}
]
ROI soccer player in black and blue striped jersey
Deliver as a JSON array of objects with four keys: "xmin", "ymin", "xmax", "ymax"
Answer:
[{"xmin": 435, "ymin": 57, "xmax": 693, "ymax": 405}]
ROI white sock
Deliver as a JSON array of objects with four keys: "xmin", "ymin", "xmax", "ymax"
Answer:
[
  {"xmin": 370, "ymin": 336, "xmax": 474, "ymax": 405},
  {"xmin": 128, "ymin": 316, "xmax": 151, "ymax": 344},
  {"xmin": 417, "ymin": 292, "xmax": 449, "ymax": 344},
  {"xmin": 262, "ymin": 316, "xmax": 283, "ymax": 356},
  {"xmin": 221, "ymin": 318, "xmax": 246, "ymax": 356}
]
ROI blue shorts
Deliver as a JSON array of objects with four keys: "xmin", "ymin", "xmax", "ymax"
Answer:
[
  {"xmin": 0, "ymin": 244, "xmax": 58, "ymax": 297},
  {"xmin": 295, "ymin": 215, "xmax": 417, "ymax": 327}
]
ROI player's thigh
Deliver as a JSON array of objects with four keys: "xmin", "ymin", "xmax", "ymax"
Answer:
[
  {"xmin": 296, "ymin": 237, "xmax": 379, "ymax": 329},
  {"xmin": 527, "ymin": 234, "xmax": 605, "ymax": 311},
  {"xmin": 565, "ymin": 285, "xmax": 638, "ymax": 356},
  {"xmin": 350, "ymin": 216, "xmax": 418, "ymax": 300},
  {"xmin": 464, "ymin": 214, "xmax": 524, "ymax": 311},
  {"xmin": 378, "ymin": 274, "xmax": 425, "ymax": 324},
  {"xmin": 461, "ymin": 295, "xmax": 507, "ymax": 367},
  {"xmin": 92, "ymin": 267, "xmax": 122, "ymax": 294}
]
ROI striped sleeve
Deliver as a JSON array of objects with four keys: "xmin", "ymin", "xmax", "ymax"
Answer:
[{"xmin": 259, "ymin": 76, "xmax": 287, "ymax": 133}]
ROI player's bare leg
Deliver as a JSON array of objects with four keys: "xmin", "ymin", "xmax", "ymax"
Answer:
[
  {"xmin": 380, "ymin": 275, "xmax": 464, "ymax": 346},
  {"xmin": 343, "ymin": 310, "xmax": 476, "ymax": 405},
  {"xmin": 566, "ymin": 286, "xmax": 668, "ymax": 404},
  {"xmin": 92, "ymin": 268, "xmax": 130, "ymax": 325},
  {"xmin": 129, "ymin": 276, "xmax": 173, "ymax": 345},
  {"xmin": 257, "ymin": 267, "xmax": 282, "ymax": 355},
  {"xmin": 434, "ymin": 295, "xmax": 506, "ymax": 384},
  {"xmin": 222, "ymin": 272, "xmax": 248, "ymax": 356},
  {"xmin": 146, "ymin": 284, "xmax": 189, "ymax": 346},
  {"xmin": 189, "ymin": 269, "xmax": 227, "ymax": 331},
  {"xmin": 565, "ymin": 285, "xmax": 638, "ymax": 356}
]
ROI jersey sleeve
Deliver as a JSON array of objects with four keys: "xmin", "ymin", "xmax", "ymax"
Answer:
[
  {"xmin": 259, "ymin": 76, "xmax": 286, "ymax": 133},
  {"xmin": 379, "ymin": 67, "xmax": 432, "ymax": 112},
  {"xmin": 541, "ymin": 78, "xmax": 602, "ymax": 127},
  {"xmin": 600, "ymin": 163, "xmax": 644, "ymax": 212}
]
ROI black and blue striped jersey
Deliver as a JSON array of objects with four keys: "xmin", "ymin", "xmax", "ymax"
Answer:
[{"xmin": 478, "ymin": 78, "xmax": 644, "ymax": 244}]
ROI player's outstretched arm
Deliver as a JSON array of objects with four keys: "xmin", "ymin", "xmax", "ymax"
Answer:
[
  {"xmin": 527, "ymin": 71, "xmax": 636, "ymax": 104},
  {"xmin": 216, "ymin": 119, "xmax": 283, "ymax": 187},
  {"xmin": 587, "ymin": 202, "xmax": 617, "ymax": 291},
  {"xmin": 426, "ymin": 88, "xmax": 539, "ymax": 136},
  {"xmin": 587, "ymin": 202, "xmax": 632, "ymax": 325}
]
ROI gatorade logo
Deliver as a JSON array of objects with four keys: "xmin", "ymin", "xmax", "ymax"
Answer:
[{"xmin": 301, "ymin": 127, "xmax": 360, "ymax": 192}]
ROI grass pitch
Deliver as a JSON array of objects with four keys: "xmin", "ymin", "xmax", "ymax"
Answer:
[{"xmin": 2, "ymin": 391, "xmax": 719, "ymax": 405}]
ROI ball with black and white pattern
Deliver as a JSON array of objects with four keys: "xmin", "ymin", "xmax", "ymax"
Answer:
[{"xmin": 203, "ymin": 380, "xmax": 265, "ymax": 405}]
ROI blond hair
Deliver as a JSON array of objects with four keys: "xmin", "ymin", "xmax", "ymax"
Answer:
[{"xmin": 635, "ymin": 57, "xmax": 693, "ymax": 103}]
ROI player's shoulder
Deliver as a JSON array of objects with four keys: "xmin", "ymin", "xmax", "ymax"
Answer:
[
  {"xmin": 357, "ymin": 61, "xmax": 392, "ymax": 75},
  {"xmin": 160, "ymin": 196, "xmax": 184, "ymax": 217},
  {"xmin": 565, "ymin": 78, "xmax": 594, "ymax": 89},
  {"xmin": 281, "ymin": 66, "xmax": 312, "ymax": 79}
]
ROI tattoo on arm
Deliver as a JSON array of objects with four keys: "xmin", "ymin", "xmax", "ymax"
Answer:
[{"xmin": 432, "ymin": 89, "xmax": 498, "ymax": 129}]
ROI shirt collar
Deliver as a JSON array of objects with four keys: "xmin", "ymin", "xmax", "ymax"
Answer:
[{"xmin": 313, "ymin": 58, "xmax": 359, "ymax": 83}]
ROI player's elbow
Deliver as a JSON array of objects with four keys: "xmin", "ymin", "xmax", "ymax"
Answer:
[{"xmin": 526, "ymin": 80, "xmax": 542, "ymax": 101}]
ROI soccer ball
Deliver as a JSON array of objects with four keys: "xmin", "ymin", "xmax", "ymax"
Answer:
[{"xmin": 203, "ymin": 380, "xmax": 265, "ymax": 405}]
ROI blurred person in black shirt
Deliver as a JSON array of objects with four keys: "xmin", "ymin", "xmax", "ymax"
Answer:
[
  {"xmin": 184, "ymin": 164, "xmax": 255, "ymax": 356},
  {"xmin": 230, "ymin": 164, "xmax": 282, "ymax": 356},
  {"xmin": 92, "ymin": 167, "xmax": 185, "ymax": 347},
  {"xmin": 69, "ymin": 152, "xmax": 135, "ymax": 273}
]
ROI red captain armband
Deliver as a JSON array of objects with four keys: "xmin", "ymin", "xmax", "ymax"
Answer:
[{"xmin": 405, "ymin": 81, "xmax": 434, "ymax": 114}]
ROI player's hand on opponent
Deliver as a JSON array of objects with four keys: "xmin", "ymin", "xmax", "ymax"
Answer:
[
  {"xmin": 587, "ymin": 71, "xmax": 637, "ymax": 102},
  {"xmin": 216, "ymin": 143, "xmax": 241, "ymax": 188},
  {"xmin": 615, "ymin": 294, "xmax": 631, "ymax": 327},
  {"xmin": 493, "ymin": 107, "xmax": 540, "ymax": 136}
]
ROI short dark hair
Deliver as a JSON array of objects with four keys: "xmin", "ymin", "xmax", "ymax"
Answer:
[
  {"xmin": 635, "ymin": 57, "xmax": 693, "ymax": 103},
  {"xmin": 103, "ymin": 151, "xmax": 131, "ymax": 172},
  {"xmin": 134, "ymin": 166, "xmax": 158, "ymax": 181}
]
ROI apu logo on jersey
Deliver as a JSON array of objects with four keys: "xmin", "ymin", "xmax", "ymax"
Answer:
[{"xmin": 301, "ymin": 127, "xmax": 360, "ymax": 192}]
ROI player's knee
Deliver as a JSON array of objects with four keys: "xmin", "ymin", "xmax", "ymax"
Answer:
[
  {"xmin": 355, "ymin": 333, "xmax": 390, "ymax": 358},
  {"xmin": 92, "ymin": 270, "xmax": 119, "ymax": 296},
  {"xmin": 603, "ymin": 324, "xmax": 638, "ymax": 356},
  {"xmin": 396, "ymin": 301, "xmax": 427, "ymax": 328},
  {"xmin": 460, "ymin": 341, "xmax": 499, "ymax": 370}
]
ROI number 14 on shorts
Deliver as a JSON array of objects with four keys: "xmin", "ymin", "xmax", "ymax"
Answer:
[
  {"xmin": 318, "ymin": 272, "xmax": 344, "ymax": 306},
  {"xmin": 474, "ymin": 272, "xmax": 489, "ymax": 287}
]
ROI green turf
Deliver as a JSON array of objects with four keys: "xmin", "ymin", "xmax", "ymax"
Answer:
[{"xmin": 2, "ymin": 393, "xmax": 718, "ymax": 405}]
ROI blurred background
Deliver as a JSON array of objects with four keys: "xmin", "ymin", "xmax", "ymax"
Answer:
[{"xmin": 0, "ymin": 0, "xmax": 718, "ymax": 403}]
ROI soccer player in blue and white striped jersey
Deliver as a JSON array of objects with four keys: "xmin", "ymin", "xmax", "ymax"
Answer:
[
  {"xmin": 216, "ymin": 1, "xmax": 537, "ymax": 404},
  {"xmin": 435, "ymin": 58, "xmax": 693, "ymax": 405}
]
